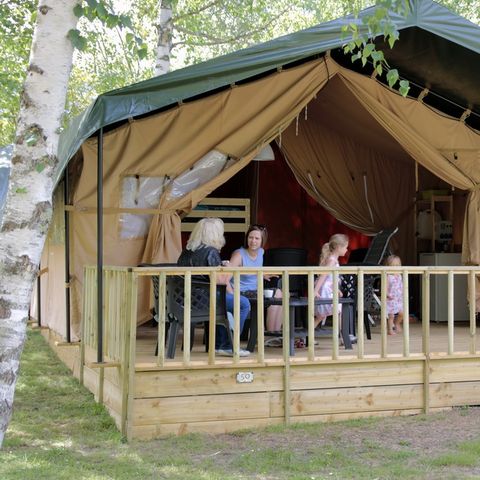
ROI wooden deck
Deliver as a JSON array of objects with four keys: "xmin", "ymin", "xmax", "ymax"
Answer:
[
  {"xmin": 134, "ymin": 321, "xmax": 476, "ymax": 365},
  {"xmin": 41, "ymin": 319, "xmax": 480, "ymax": 440},
  {"xmin": 41, "ymin": 264, "xmax": 480, "ymax": 440}
]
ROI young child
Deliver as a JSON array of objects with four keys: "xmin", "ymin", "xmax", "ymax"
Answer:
[
  {"xmin": 384, "ymin": 254, "xmax": 404, "ymax": 335},
  {"xmin": 314, "ymin": 234, "xmax": 349, "ymax": 328}
]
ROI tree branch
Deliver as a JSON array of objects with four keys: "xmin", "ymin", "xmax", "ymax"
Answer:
[
  {"xmin": 173, "ymin": 0, "xmax": 223, "ymax": 22},
  {"xmin": 175, "ymin": 7, "xmax": 289, "ymax": 47}
]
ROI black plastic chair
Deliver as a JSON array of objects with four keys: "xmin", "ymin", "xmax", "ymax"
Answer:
[
  {"xmin": 264, "ymin": 247, "xmax": 308, "ymax": 296},
  {"xmin": 340, "ymin": 227, "xmax": 399, "ymax": 339},
  {"xmin": 152, "ymin": 274, "xmax": 233, "ymax": 359}
]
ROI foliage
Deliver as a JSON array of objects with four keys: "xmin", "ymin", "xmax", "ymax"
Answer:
[
  {"xmin": 169, "ymin": 0, "xmax": 376, "ymax": 68},
  {"xmin": 0, "ymin": 0, "xmax": 36, "ymax": 146},
  {"xmin": 3, "ymin": 329, "xmax": 480, "ymax": 478},
  {"xmin": 342, "ymin": 0, "xmax": 411, "ymax": 95},
  {"xmin": 2, "ymin": 0, "xmax": 480, "ymax": 143},
  {"xmin": 65, "ymin": 0, "xmax": 153, "ymax": 120}
]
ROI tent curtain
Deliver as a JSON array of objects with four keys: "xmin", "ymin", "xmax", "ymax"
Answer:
[
  {"xmin": 282, "ymin": 68, "xmax": 415, "ymax": 262},
  {"xmin": 337, "ymin": 67, "xmax": 480, "ymax": 267}
]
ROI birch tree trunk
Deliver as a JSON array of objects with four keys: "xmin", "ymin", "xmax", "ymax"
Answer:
[
  {"xmin": 0, "ymin": 0, "xmax": 78, "ymax": 447},
  {"xmin": 155, "ymin": 0, "xmax": 173, "ymax": 75}
]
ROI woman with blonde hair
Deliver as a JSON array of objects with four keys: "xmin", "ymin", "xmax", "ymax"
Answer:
[{"xmin": 177, "ymin": 218, "xmax": 250, "ymax": 356}]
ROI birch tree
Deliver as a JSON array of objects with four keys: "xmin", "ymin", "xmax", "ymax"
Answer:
[{"xmin": 0, "ymin": 0, "xmax": 79, "ymax": 447}]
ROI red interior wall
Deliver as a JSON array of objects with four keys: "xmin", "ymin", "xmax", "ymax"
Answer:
[
  {"xmin": 255, "ymin": 157, "xmax": 370, "ymax": 265},
  {"xmin": 184, "ymin": 155, "xmax": 370, "ymax": 264}
]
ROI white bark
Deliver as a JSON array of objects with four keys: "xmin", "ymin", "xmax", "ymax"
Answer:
[
  {"xmin": 0, "ymin": 0, "xmax": 78, "ymax": 447},
  {"xmin": 155, "ymin": 0, "xmax": 173, "ymax": 76}
]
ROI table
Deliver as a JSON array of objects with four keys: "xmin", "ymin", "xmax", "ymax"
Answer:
[{"xmin": 246, "ymin": 296, "xmax": 355, "ymax": 355}]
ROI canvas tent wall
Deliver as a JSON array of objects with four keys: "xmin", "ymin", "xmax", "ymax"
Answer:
[{"xmin": 39, "ymin": 0, "xmax": 480, "ymax": 338}]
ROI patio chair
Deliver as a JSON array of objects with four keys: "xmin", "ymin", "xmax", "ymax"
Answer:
[
  {"xmin": 263, "ymin": 247, "xmax": 308, "ymax": 296},
  {"xmin": 340, "ymin": 227, "xmax": 399, "ymax": 339},
  {"xmin": 152, "ymin": 274, "xmax": 232, "ymax": 359}
]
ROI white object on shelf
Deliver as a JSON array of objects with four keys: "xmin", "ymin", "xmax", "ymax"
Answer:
[
  {"xmin": 417, "ymin": 210, "xmax": 441, "ymax": 239},
  {"xmin": 419, "ymin": 253, "xmax": 469, "ymax": 322}
]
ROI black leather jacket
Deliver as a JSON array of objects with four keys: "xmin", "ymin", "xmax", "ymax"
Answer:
[{"xmin": 177, "ymin": 245, "xmax": 222, "ymax": 268}]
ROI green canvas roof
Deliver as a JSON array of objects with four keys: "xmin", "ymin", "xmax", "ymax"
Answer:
[{"xmin": 56, "ymin": 0, "xmax": 480, "ymax": 185}]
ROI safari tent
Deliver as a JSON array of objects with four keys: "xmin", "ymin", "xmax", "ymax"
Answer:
[{"xmin": 40, "ymin": 0, "xmax": 480, "ymax": 340}]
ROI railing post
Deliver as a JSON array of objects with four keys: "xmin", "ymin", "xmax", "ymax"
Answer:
[
  {"xmin": 233, "ymin": 271, "xmax": 241, "ymax": 363},
  {"xmin": 381, "ymin": 270, "xmax": 387, "ymax": 358},
  {"xmin": 357, "ymin": 270, "xmax": 364, "ymax": 359},
  {"xmin": 422, "ymin": 271, "xmax": 430, "ymax": 415},
  {"xmin": 123, "ymin": 269, "xmax": 138, "ymax": 441},
  {"xmin": 469, "ymin": 270, "xmax": 477, "ymax": 354},
  {"xmin": 208, "ymin": 271, "xmax": 217, "ymax": 365},
  {"xmin": 307, "ymin": 271, "xmax": 315, "ymax": 362},
  {"xmin": 156, "ymin": 272, "xmax": 166, "ymax": 367},
  {"xmin": 183, "ymin": 272, "xmax": 192, "ymax": 366},
  {"xmin": 447, "ymin": 270, "xmax": 454, "ymax": 355},
  {"xmin": 332, "ymin": 270, "xmax": 339, "ymax": 360},
  {"xmin": 402, "ymin": 270, "xmax": 410, "ymax": 357},
  {"xmin": 256, "ymin": 270, "xmax": 265, "ymax": 363},
  {"xmin": 282, "ymin": 271, "xmax": 290, "ymax": 426}
]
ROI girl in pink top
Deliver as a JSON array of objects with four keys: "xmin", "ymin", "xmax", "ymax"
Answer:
[{"xmin": 385, "ymin": 255, "xmax": 404, "ymax": 335}]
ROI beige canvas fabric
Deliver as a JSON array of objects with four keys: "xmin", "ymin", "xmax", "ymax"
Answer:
[
  {"xmin": 67, "ymin": 59, "xmax": 331, "ymax": 333},
  {"xmin": 280, "ymin": 73, "xmax": 415, "ymax": 263},
  {"xmin": 39, "ymin": 55, "xmax": 480, "ymax": 337},
  {"xmin": 337, "ymin": 67, "xmax": 480, "ymax": 265}
]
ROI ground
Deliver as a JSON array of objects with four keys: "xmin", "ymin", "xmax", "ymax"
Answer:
[{"xmin": 2, "ymin": 329, "xmax": 480, "ymax": 479}]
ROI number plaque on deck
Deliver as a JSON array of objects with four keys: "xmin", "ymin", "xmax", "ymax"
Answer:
[{"xmin": 236, "ymin": 372, "xmax": 254, "ymax": 383}]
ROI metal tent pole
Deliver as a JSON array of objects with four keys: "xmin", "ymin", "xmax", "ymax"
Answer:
[{"xmin": 97, "ymin": 128, "xmax": 104, "ymax": 363}]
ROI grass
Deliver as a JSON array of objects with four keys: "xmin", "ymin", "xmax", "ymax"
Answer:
[{"xmin": 2, "ymin": 329, "xmax": 480, "ymax": 479}]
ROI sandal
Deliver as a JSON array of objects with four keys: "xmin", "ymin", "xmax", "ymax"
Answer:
[
  {"xmin": 264, "ymin": 337, "xmax": 283, "ymax": 347},
  {"xmin": 294, "ymin": 338, "xmax": 306, "ymax": 349}
]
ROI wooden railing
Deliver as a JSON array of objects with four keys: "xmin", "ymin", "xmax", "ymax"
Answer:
[
  {"xmin": 82, "ymin": 266, "xmax": 134, "ymax": 364},
  {"xmin": 82, "ymin": 265, "xmax": 480, "ymax": 369}
]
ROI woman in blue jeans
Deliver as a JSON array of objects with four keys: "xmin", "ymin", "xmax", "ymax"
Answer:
[
  {"xmin": 177, "ymin": 217, "xmax": 250, "ymax": 357},
  {"xmin": 228, "ymin": 224, "xmax": 282, "ymax": 333}
]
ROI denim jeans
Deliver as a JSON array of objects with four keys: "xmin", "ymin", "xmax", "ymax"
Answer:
[{"xmin": 215, "ymin": 292, "xmax": 251, "ymax": 349}]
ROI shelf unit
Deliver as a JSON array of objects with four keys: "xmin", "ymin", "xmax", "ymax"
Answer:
[{"xmin": 414, "ymin": 194, "xmax": 454, "ymax": 260}]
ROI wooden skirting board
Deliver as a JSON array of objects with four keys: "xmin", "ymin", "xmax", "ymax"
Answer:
[{"xmin": 38, "ymin": 326, "xmax": 480, "ymax": 441}]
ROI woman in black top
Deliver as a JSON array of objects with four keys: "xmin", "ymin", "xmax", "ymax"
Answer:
[{"xmin": 177, "ymin": 218, "xmax": 251, "ymax": 356}]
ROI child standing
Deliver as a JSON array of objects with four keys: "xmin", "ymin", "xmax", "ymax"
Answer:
[
  {"xmin": 314, "ymin": 234, "xmax": 349, "ymax": 328},
  {"xmin": 384, "ymin": 254, "xmax": 404, "ymax": 335}
]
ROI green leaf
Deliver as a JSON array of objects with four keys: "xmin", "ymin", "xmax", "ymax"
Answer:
[
  {"xmin": 386, "ymin": 69, "xmax": 399, "ymax": 88},
  {"xmin": 73, "ymin": 4, "xmax": 84, "ymax": 18},
  {"xmin": 86, "ymin": 0, "xmax": 97, "ymax": 8},
  {"xmin": 399, "ymin": 79, "xmax": 410, "ymax": 97},
  {"xmin": 376, "ymin": 64, "xmax": 383, "ymax": 76},
  {"xmin": 136, "ymin": 45, "xmax": 148, "ymax": 60},
  {"xmin": 351, "ymin": 52, "xmax": 361, "ymax": 63},
  {"xmin": 35, "ymin": 162, "xmax": 45, "ymax": 173},
  {"xmin": 363, "ymin": 43, "xmax": 375, "ymax": 57},
  {"xmin": 361, "ymin": 56, "xmax": 367, "ymax": 67},
  {"xmin": 105, "ymin": 14, "xmax": 119, "ymax": 29},
  {"xmin": 96, "ymin": 3, "xmax": 108, "ymax": 19},
  {"xmin": 67, "ymin": 29, "xmax": 87, "ymax": 51},
  {"xmin": 371, "ymin": 50, "xmax": 384, "ymax": 63},
  {"xmin": 119, "ymin": 14, "xmax": 133, "ymax": 30},
  {"xmin": 375, "ymin": 7, "xmax": 387, "ymax": 20},
  {"xmin": 15, "ymin": 187, "xmax": 27, "ymax": 194}
]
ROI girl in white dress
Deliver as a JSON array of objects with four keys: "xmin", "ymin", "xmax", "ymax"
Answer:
[{"xmin": 313, "ymin": 234, "xmax": 349, "ymax": 328}]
